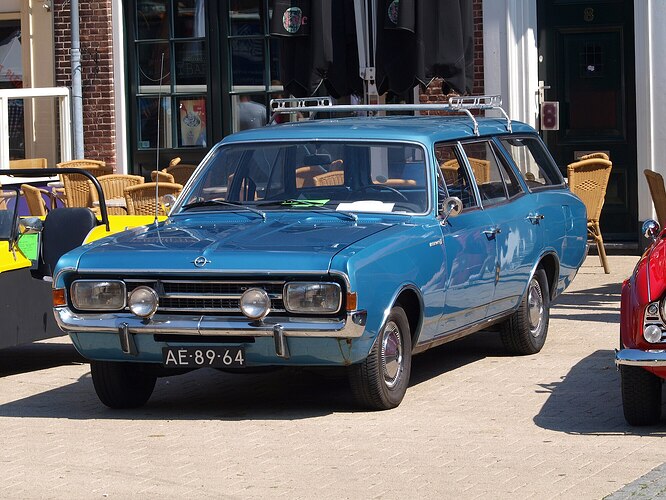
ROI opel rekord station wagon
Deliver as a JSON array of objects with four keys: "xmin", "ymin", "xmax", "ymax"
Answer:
[{"xmin": 53, "ymin": 97, "xmax": 588, "ymax": 410}]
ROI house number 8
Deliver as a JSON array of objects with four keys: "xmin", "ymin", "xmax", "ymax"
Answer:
[{"xmin": 584, "ymin": 8, "xmax": 594, "ymax": 22}]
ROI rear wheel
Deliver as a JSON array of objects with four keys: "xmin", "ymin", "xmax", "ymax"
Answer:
[
  {"xmin": 620, "ymin": 365, "xmax": 662, "ymax": 426},
  {"xmin": 91, "ymin": 360, "xmax": 157, "ymax": 409},
  {"xmin": 500, "ymin": 268, "xmax": 550, "ymax": 355},
  {"xmin": 349, "ymin": 306, "xmax": 412, "ymax": 410}
]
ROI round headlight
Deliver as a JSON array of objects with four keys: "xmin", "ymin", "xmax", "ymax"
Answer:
[
  {"xmin": 644, "ymin": 325, "xmax": 663, "ymax": 344},
  {"xmin": 647, "ymin": 303, "xmax": 659, "ymax": 316},
  {"xmin": 240, "ymin": 288, "xmax": 271, "ymax": 320},
  {"xmin": 128, "ymin": 286, "xmax": 159, "ymax": 318}
]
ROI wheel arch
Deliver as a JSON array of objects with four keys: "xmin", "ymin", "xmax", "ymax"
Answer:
[
  {"xmin": 536, "ymin": 251, "xmax": 560, "ymax": 301},
  {"xmin": 393, "ymin": 285, "xmax": 423, "ymax": 351}
]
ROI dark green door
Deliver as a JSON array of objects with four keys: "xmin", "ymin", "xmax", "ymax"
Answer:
[{"xmin": 537, "ymin": 0, "xmax": 637, "ymax": 241}]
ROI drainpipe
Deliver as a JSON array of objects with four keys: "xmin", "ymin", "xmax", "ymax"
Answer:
[{"xmin": 70, "ymin": 0, "xmax": 84, "ymax": 158}]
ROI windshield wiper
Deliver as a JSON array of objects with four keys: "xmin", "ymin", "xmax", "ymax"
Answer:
[
  {"xmin": 256, "ymin": 199, "xmax": 358, "ymax": 222},
  {"xmin": 181, "ymin": 198, "xmax": 266, "ymax": 220}
]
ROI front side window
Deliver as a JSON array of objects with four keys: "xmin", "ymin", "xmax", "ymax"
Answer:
[
  {"xmin": 435, "ymin": 143, "xmax": 478, "ymax": 210},
  {"xmin": 499, "ymin": 136, "xmax": 565, "ymax": 190},
  {"xmin": 176, "ymin": 141, "xmax": 429, "ymax": 214}
]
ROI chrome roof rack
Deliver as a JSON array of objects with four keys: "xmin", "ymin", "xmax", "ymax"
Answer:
[{"xmin": 269, "ymin": 95, "xmax": 511, "ymax": 136}]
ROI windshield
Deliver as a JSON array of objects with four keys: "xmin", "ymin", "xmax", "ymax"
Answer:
[{"xmin": 174, "ymin": 141, "xmax": 430, "ymax": 215}]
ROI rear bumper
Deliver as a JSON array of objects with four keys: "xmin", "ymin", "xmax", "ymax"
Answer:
[{"xmin": 615, "ymin": 348, "xmax": 666, "ymax": 367}]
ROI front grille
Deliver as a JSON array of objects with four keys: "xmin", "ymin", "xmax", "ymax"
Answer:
[{"xmin": 125, "ymin": 279, "xmax": 286, "ymax": 315}]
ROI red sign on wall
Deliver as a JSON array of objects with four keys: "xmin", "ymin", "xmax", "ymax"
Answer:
[{"xmin": 540, "ymin": 101, "xmax": 559, "ymax": 131}]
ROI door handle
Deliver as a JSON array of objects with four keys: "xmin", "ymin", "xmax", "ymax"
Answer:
[
  {"xmin": 483, "ymin": 227, "xmax": 501, "ymax": 239},
  {"xmin": 526, "ymin": 213, "xmax": 545, "ymax": 225}
]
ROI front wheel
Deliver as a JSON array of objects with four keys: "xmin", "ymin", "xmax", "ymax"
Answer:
[
  {"xmin": 500, "ymin": 268, "xmax": 550, "ymax": 355},
  {"xmin": 349, "ymin": 306, "xmax": 412, "ymax": 410},
  {"xmin": 90, "ymin": 360, "xmax": 157, "ymax": 409},
  {"xmin": 620, "ymin": 365, "xmax": 662, "ymax": 426}
]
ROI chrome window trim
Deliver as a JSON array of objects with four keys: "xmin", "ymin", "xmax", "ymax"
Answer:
[{"xmin": 171, "ymin": 138, "xmax": 434, "ymax": 217}]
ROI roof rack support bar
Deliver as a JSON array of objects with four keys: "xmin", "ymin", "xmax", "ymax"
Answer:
[{"xmin": 459, "ymin": 108, "xmax": 479, "ymax": 136}]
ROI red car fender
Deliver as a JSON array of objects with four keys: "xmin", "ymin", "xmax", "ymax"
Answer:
[{"xmin": 621, "ymin": 242, "xmax": 666, "ymax": 379}]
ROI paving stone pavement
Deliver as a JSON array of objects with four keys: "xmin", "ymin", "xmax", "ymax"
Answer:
[{"xmin": 0, "ymin": 255, "xmax": 665, "ymax": 499}]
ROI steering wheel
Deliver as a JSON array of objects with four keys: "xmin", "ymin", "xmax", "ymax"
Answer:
[{"xmin": 359, "ymin": 184, "xmax": 409, "ymax": 201}]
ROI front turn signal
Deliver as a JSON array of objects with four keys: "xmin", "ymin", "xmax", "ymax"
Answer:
[{"xmin": 52, "ymin": 288, "xmax": 66, "ymax": 307}]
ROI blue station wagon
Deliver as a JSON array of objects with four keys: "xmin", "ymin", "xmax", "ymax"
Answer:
[{"xmin": 53, "ymin": 96, "xmax": 588, "ymax": 410}]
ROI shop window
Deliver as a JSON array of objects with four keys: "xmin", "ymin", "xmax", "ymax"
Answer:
[
  {"xmin": 135, "ymin": 0, "xmax": 208, "ymax": 150},
  {"xmin": 0, "ymin": 20, "xmax": 24, "ymax": 159},
  {"xmin": 229, "ymin": 0, "xmax": 282, "ymax": 132}
]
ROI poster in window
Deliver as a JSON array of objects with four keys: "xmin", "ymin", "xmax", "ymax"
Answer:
[{"xmin": 179, "ymin": 98, "xmax": 206, "ymax": 147}]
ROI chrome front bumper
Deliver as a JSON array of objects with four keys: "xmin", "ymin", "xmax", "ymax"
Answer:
[
  {"xmin": 55, "ymin": 307, "xmax": 367, "ymax": 339},
  {"xmin": 615, "ymin": 348, "xmax": 666, "ymax": 367}
]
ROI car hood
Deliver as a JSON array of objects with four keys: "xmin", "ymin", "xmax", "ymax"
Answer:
[{"xmin": 74, "ymin": 214, "xmax": 396, "ymax": 274}]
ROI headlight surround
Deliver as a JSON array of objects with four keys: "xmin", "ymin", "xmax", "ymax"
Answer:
[
  {"xmin": 128, "ymin": 286, "xmax": 159, "ymax": 318},
  {"xmin": 284, "ymin": 282, "xmax": 342, "ymax": 314},
  {"xmin": 71, "ymin": 280, "xmax": 126, "ymax": 311}
]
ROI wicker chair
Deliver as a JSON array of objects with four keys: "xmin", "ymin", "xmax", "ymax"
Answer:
[
  {"xmin": 163, "ymin": 163, "xmax": 196, "ymax": 186},
  {"xmin": 21, "ymin": 184, "xmax": 49, "ymax": 216},
  {"xmin": 56, "ymin": 159, "xmax": 113, "ymax": 209},
  {"xmin": 441, "ymin": 158, "xmax": 489, "ymax": 184},
  {"xmin": 56, "ymin": 159, "xmax": 113, "ymax": 176},
  {"xmin": 644, "ymin": 170, "xmax": 666, "ymax": 227},
  {"xmin": 567, "ymin": 155, "xmax": 613, "ymax": 274},
  {"xmin": 151, "ymin": 170, "xmax": 176, "ymax": 183},
  {"xmin": 10, "ymin": 158, "xmax": 48, "ymax": 169},
  {"xmin": 296, "ymin": 165, "xmax": 326, "ymax": 188},
  {"xmin": 124, "ymin": 182, "xmax": 183, "ymax": 216},
  {"xmin": 95, "ymin": 174, "xmax": 145, "ymax": 215},
  {"xmin": 313, "ymin": 171, "xmax": 345, "ymax": 186}
]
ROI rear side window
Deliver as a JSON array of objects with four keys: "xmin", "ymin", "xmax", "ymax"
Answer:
[
  {"xmin": 499, "ymin": 136, "xmax": 564, "ymax": 190},
  {"xmin": 460, "ymin": 141, "xmax": 515, "ymax": 207}
]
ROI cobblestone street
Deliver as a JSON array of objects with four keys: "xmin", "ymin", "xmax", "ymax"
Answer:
[{"xmin": 1, "ymin": 255, "xmax": 664, "ymax": 499}]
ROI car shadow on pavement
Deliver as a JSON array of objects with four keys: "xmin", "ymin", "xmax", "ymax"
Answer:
[
  {"xmin": 550, "ymin": 282, "xmax": 622, "ymax": 324},
  {"xmin": 0, "ymin": 339, "xmax": 85, "ymax": 377},
  {"xmin": 533, "ymin": 349, "xmax": 666, "ymax": 435},
  {"xmin": 0, "ymin": 331, "xmax": 508, "ymax": 420},
  {"xmin": 0, "ymin": 363, "xmax": 367, "ymax": 420},
  {"xmin": 409, "ymin": 328, "xmax": 507, "ymax": 386}
]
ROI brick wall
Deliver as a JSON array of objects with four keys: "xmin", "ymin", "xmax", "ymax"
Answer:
[
  {"xmin": 53, "ymin": 0, "xmax": 116, "ymax": 170},
  {"xmin": 420, "ymin": 0, "xmax": 485, "ymax": 108}
]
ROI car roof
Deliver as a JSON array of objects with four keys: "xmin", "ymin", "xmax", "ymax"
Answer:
[{"xmin": 222, "ymin": 116, "xmax": 537, "ymax": 145}]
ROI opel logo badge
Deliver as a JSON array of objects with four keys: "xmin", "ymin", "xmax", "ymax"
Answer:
[{"xmin": 192, "ymin": 256, "xmax": 210, "ymax": 268}]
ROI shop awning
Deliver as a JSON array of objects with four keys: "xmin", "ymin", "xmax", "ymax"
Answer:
[{"xmin": 270, "ymin": 0, "xmax": 474, "ymax": 99}]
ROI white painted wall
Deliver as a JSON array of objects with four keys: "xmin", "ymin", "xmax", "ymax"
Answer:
[
  {"xmin": 112, "ymin": 0, "xmax": 128, "ymax": 174},
  {"xmin": 635, "ymin": 1, "xmax": 666, "ymax": 223},
  {"xmin": 482, "ymin": 0, "xmax": 539, "ymax": 127}
]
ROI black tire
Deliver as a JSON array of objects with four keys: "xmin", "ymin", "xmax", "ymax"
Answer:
[
  {"xmin": 500, "ymin": 268, "xmax": 550, "ymax": 355},
  {"xmin": 620, "ymin": 365, "xmax": 662, "ymax": 426},
  {"xmin": 349, "ymin": 306, "xmax": 412, "ymax": 410},
  {"xmin": 91, "ymin": 360, "xmax": 157, "ymax": 409}
]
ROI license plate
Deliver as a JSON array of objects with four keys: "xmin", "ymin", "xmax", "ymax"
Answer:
[{"xmin": 162, "ymin": 346, "xmax": 245, "ymax": 368}]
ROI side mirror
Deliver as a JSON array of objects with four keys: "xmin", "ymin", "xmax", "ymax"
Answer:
[
  {"xmin": 19, "ymin": 217, "xmax": 44, "ymax": 234},
  {"xmin": 439, "ymin": 196, "xmax": 463, "ymax": 224},
  {"xmin": 643, "ymin": 219, "xmax": 660, "ymax": 240},
  {"xmin": 162, "ymin": 194, "xmax": 177, "ymax": 209}
]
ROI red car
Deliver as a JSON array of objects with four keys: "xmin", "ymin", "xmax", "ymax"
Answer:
[{"xmin": 617, "ymin": 220, "xmax": 666, "ymax": 425}]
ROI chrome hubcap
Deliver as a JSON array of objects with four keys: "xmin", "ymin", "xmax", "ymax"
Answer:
[
  {"xmin": 381, "ymin": 321, "xmax": 403, "ymax": 389},
  {"xmin": 527, "ymin": 278, "xmax": 544, "ymax": 337}
]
